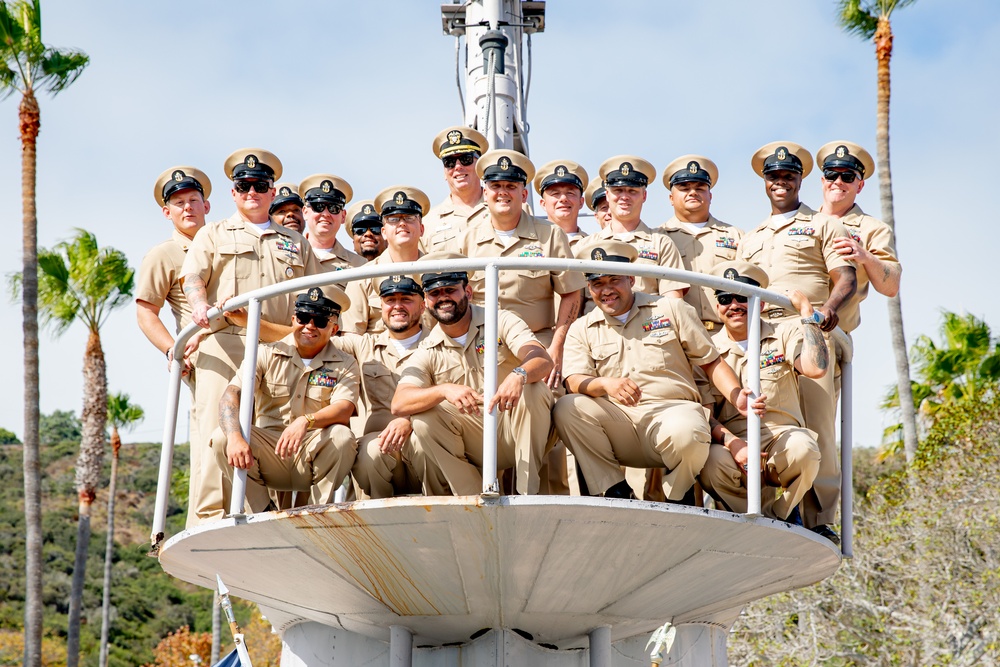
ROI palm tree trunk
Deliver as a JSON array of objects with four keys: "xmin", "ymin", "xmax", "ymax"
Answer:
[
  {"xmin": 68, "ymin": 331, "xmax": 108, "ymax": 667},
  {"xmin": 875, "ymin": 15, "xmax": 918, "ymax": 464},
  {"xmin": 98, "ymin": 428, "xmax": 121, "ymax": 667},
  {"xmin": 19, "ymin": 88, "xmax": 44, "ymax": 667}
]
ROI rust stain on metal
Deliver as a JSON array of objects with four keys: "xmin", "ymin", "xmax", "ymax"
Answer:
[{"xmin": 287, "ymin": 508, "xmax": 440, "ymax": 616}]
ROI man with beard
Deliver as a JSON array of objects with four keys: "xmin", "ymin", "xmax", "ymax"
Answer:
[
  {"xmin": 181, "ymin": 148, "xmax": 320, "ymax": 525},
  {"xmin": 270, "ymin": 182, "xmax": 305, "ymax": 233},
  {"xmin": 592, "ymin": 156, "xmax": 685, "ymax": 299},
  {"xmin": 534, "ymin": 160, "xmax": 589, "ymax": 248},
  {"xmin": 392, "ymin": 252, "xmax": 554, "ymax": 495},
  {"xmin": 214, "ymin": 287, "xmax": 358, "ymax": 511},
  {"xmin": 346, "ymin": 199, "xmax": 387, "ymax": 261},
  {"xmin": 300, "ymin": 173, "xmax": 365, "ymax": 275},
  {"xmin": 334, "ymin": 276, "xmax": 429, "ymax": 498},
  {"xmin": 342, "ymin": 187, "xmax": 429, "ymax": 334},
  {"xmin": 421, "ymin": 125, "xmax": 490, "ymax": 252},
  {"xmin": 553, "ymin": 241, "xmax": 760, "ymax": 503},
  {"xmin": 697, "ymin": 262, "xmax": 824, "ymax": 522},
  {"xmin": 585, "ymin": 178, "xmax": 611, "ymax": 230},
  {"xmin": 657, "ymin": 155, "xmax": 743, "ymax": 331},
  {"xmin": 739, "ymin": 141, "xmax": 856, "ymax": 542}
]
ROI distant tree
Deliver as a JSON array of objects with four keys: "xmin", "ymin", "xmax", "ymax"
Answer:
[
  {"xmin": 143, "ymin": 626, "xmax": 212, "ymax": 667},
  {"xmin": 0, "ymin": 2, "xmax": 89, "ymax": 663},
  {"xmin": 98, "ymin": 392, "xmax": 143, "ymax": 667},
  {"xmin": 0, "ymin": 427, "xmax": 20, "ymax": 444},
  {"xmin": 39, "ymin": 409, "xmax": 81, "ymax": 444},
  {"xmin": 28, "ymin": 228, "xmax": 133, "ymax": 667}
]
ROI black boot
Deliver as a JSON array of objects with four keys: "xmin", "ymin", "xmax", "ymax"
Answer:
[{"xmin": 602, "ymin": 480, "xmax": 636, "ymax": 500}]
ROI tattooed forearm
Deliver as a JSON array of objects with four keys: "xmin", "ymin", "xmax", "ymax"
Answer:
[
  {"xmin": 182, "ymin": 274, "xmax": 208, "ymax": 307},
  {"xmin": 803, "ymin": 324, "xmax": 829, "ymax": 371},
  {"xmin": 219, "ymin": 386, "xmax": 242, "ymax": 435}
]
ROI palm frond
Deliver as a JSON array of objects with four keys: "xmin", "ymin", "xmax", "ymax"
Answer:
[
  {"xmin": 836, "ymin": 0, "xmax": 879, "ymax": 39},
  {"xmin": 107, "ymin": 392, "xmax": 144, "ymax": 433}
]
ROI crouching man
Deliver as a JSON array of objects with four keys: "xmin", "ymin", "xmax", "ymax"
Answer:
[
  {"xmin": 392, "ymin": 252, "xmax": 554, "ymax": 495},
  {"xmin": 213, "ymin": 287, "xmax": 359, "ymax": 511},
  {"xmin": 553, "ymin": 241, "xmax": 761, "ymax": 503},
  {"xmin": 698, "ymin": 262, "xmax": 826, "ymax": 523}
]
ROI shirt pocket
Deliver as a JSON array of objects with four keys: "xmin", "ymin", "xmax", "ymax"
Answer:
[
  {"xmin": 275, "ymin": 249, "xmax": 305, "ymax": 278},
  {"xmin": 714, "ymin": 247, "xmax": 738, "ymax": 261},
  {"xmin": 783, "ymin": 234, "xmax": 819, "ymax": 258},
  {"xmin": 641, "ymin": 329, "xmax": 678, "ymax": 371},
  {"xmin": 362, "ymin": 362, "xmax": 395, "ymax": 410},
  {"xmin": 740, "ymin": 238, "xmax": 764, "ymax": 262},
  {"xmin": 219, "ymin": 243, "xmax": 256, "ymax": 281},
  {"xmin": 591, "ymin": 342, "xmax": 619, "ymax": 376}
]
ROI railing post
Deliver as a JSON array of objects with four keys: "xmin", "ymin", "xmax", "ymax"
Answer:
[
  {"xmin": 588, "ymin": 625, "xmax": 611, "ymax": 667},
  {"xmin": 151, "ymin": 358, "xmax": 184, "ymax": 548},
  {"xmin": 482, "ymin": 262, "xmax": 500, "ymax": 496},
  {"xmin": 229, "ymin": 297, "xmax": 262, "ymax": 516},
  {"xmin": 389, "ymin": 625, "xmax": 413, "ymax": 667},
  {"xmin": 840, "ymin": 359, "xmax": 854, "ymax": 558},
  {"xmin": 745, "ymin": 295, "xmax": 763, "ymax": 516}
]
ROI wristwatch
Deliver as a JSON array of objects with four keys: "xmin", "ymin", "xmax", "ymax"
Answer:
[
  {"xmin": 802, "ymin": 311, "xmax": 825, "ymax": 326},
  {"xmin": 511, "ymin": 367, "xmax": 528, "ymax": 384}
]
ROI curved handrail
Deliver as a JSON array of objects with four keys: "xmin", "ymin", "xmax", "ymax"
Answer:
[{"xmin": 149, "ymin": 258, "xmax": 852, "ymax": 559}]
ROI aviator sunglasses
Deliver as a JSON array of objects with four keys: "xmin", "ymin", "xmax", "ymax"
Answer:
[
  {"xmin": 716, "ymin": 293, "xmax": 749, "ymax": 306},
  {"xmin": 353, "ymin": 223, "xmax": 384, "ymax": 236},
  {"xmin": 295, "ymin": 313, "xmax": 331, "ymax": 328},
  {"xmin": 443, "ymin": 154, "xmax": 476, "ymax": 169},
  {"xmin": 234, "ymin": 180, "xmax": 271, "ymax": 194},
  {"xmin": 823, "ymin": 169, "xmax": 859, "ymax": 184},
  {"xmin": 308, "ymin": 201, "xmax": 344, "ymax": 214}
]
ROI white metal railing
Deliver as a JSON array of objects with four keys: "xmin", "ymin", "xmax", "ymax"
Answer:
[{"xmin": 149, "ymin": 258, "xmax": 853, "ymax": 558}]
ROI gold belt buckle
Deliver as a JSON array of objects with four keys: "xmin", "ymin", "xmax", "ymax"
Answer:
[
  {"xmin": 765, "ymin": 308, "xmax": 786, "ymax": 319},
  {"xmin": 702, "ymin": 320, "xmax": 715, "ymax": 331}
]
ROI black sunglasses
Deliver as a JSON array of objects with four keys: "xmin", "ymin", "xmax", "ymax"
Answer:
[
  {"xmin": 295, "ymin": 313, "xmax": 331, "ymax": 328},
  {"xmin": 716, "ymin": 293, "xmax": 749, "ymax": 305},
  {"xmin": 234, "ymin": 180, "xmax": 271, "ymax": 194},
  {"xmin": 443, "ymin": 154, "xmax": 476, "ymax": 169},
  {"xmin": 308, "ymin": 201, "xmax": 344, "ymax": 214},
  {"xmin": 353, "ymin": 224, "xmax": 383, "ymax": 236},
  {"xmin": 823, "ymin": 169, "xmax": 859, "ymax": 184}
]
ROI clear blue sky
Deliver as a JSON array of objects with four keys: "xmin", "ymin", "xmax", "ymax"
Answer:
[{"xmin": 1, "ymin": 0, "xmax": 998, "ymax": 448}]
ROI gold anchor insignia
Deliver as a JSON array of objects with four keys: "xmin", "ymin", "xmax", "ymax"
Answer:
[
  {"xmin": 172, "ymin": 170, "xmax": 185, "ymax": 181},
  {"xmin": 776, "ymin": 147, "xmax": 787, "ymax": 160},
  {"xmin": 246, "ymin": 155, "xmax": 257, "ymax": 168},
  {"xmin": 394, "ymin": 191, "xmax": 406, "ymax": 205},
  {"xmin": 592, "ymin": 248, "xmax": 606, "ymax": 261},
  {"xmin": 499, "ymin": 156, "xmax": 511, "ymax": 171},
  {"xmin": 836, "ymin": 145, "xmax": 848, "ymax": 158},
  {"xmin": 555, "ymin": 165, "xmax": 567, "ymax": 177},
  {"xmin": 724, "ymin": 268, "xmax": 738, "ymax": 281},
  {"xmin": 620, "ymin": 162, "xmax": 631, "ymax": 176},
  {"xmin": 321, "ymin": 181, "xmax": 332, "ymax": 193},
  {"xmin": 280, "ymin": 187, "xmax": 290, "ymax": 196},
  {"xmin": 392, "ymin": 275, "xmax": 401, "ymax": 283},
  {"xmin": 363, "ymin": 204, "xmax": 373, "ymax": 215},
  {"xmin": 309, "ymin": 288, "xmax": 320, "ymax": 301},
  {"xmin": 688, "ymin": 161, "xmax": 699, "ymax": 174},
  {"xmin": 447, "ymin": 130, "xmax": 462, "ymax": 145}
]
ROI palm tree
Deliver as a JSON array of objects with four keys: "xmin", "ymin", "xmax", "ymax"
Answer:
[
  {"xmin": 35, "ymin": 229, "xmax": 132, "ymax": 667},
  {"xmin": 0, "ymin": 3, "xmax": 88, "ymax": 665},
  {"xmin": 98, "ymin": 392, "xmax": 143, "ymax": 667},
  {"xmin": 836, "ymin": 0, "xmax": 919, "ymax": 463}
]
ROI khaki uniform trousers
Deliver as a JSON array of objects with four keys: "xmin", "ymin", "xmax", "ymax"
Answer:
[
  {"xmin": 698, "ymin": 425, "xmax": 821, "ymax": 520},
  {"xmin": 531, "ymin": 327, "xmax": 582, "ymax": 496},
  {"xmin": 407, "ymin": 381, "xmax": 553, "ymax": 495},
  {"xmin": 211, "ymin": 423, "xmax": 357, "ymax": 511},
  {"xmin": 352, "ymin": 431, "xmax": 422, "ymax": 500},
  {"xmin": 187, "ymin": 330, "xmax": 245, "ymax": 527},
  {"xmin": 553, "ymin": 395, "xmax": 711, "ymax": 501},
  {"xmin": 795, "ymin": 328, "xmax": 840, "ymax": 528}
]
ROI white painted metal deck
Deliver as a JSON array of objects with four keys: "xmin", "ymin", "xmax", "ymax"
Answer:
[{"xmin": 158, "ymin": 495, "xmax": 840, "ymax": 650}]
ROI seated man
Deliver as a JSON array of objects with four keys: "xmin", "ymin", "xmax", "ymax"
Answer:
[
  {"xmin": 392, "ymin": 252, "xmax": 554, "ymax": 496},
  {"xmin": 333, "ymin": 275, "xmax": 429, "ymax": 499},
  {"xmin": 213, "ymin": 287, "xmax": 359, "ymax": 511},
  {"xmin": 697, "ymin": 262, "xmax": 825, "ymax": 523},
  {"xmin": 553, "ymin": 241, "xmax": 760, "ymax": 503}
]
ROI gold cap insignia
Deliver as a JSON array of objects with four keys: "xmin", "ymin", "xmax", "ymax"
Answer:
[
  {"xmin": 246, "ymin": 155, "xmax": 257, "ymax": 169},
  {"xmin": 775, "ymin": 147, "xmax": 788, "ymax": 160},
  {"xmin": 309, "ymin": 288, "xmax": 320, "ymax": 301},
  {"xmin": 447, "ymin": 130, "xmax": 462, "ymax": 145},
  {"xmin": 836, "ymin": 145, "xmax": 848, "ymax": 158},
  {"xmin": 555, "ymin": 165, "xmax": 567, "ymax": 177},
  {"xmin": 499, "ymin": 156, "xmax": 511, "ymax": 171},
  {"xmin": 724, "ymin": 268, "xmax": 738, "ymax": 281},
  {"xmin": 394, "ymin": 191, "xmax": 406, "ymax": 205},
  {"xmin": 391, "ymin": 275, "xmax": 401, "ymax": 283},
  {"xmin": 321, "ymin": 180, "xmax": 332, "ymax": 193},
  {"xmin": 592, "ymin": 248, "xmax": 606, "ymax": 261},
  {"xmin": 620, "ymin": 162, "xmax": 631, "ymax": 176},
  {"xmin": 688, "ymin": 161, "xmax": 700, "ymax": 174},
  {"xmin": 362, "ymin": 204, "xmax": 374, "ymax": 215},
  {"xmin": 172, "ymin": 170, "xmax": 185, "ymax": 182},
  {"xmin": 279, "ymin": 186, "xmax": 291, "ymax": 196}
]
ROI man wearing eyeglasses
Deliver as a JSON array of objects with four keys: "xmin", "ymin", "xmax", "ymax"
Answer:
[
  {"xmin": 180, "ymin": 148, "xmax": 320, "ymax": 526},
  {"xmin": 698, "ymin": 261, "xmax": 824, "ymax": 523},
  {"xmin": 270, "ymin": 182, "xmax": 305, "ymax": 233},
  {"xmin": 739, "ymin": 141, "xmax": 856, "ymax": 543},
  {"xmin": 657, "ymin": 155, "xmax": 743, "ymax": 331},
  {"xmin": 342, "ymin": 187, "xmax": 429, "ymax": 335},
  {"xmin": 213, "ymin": 287, "xmax": 358, "ymax": 511},
  {"xmin": 300, "ymin": 173, "xmax": 364, "ymax": 275},
  {"xmin": 421, "ymin": 126, "xmax": 490, "ymax": 252},
  {"xmin": 346, "ymin": 199, "xmax": 387, "ymax": 262}
]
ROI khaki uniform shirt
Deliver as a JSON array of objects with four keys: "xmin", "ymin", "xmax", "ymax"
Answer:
[
  {"xmin": 398, "ymin": 305, "xmax": 540, "ymax": 393},
  {"xmin": 421, "ymin": 194, "xmax": 489, "ymax": 252},
  {"xmin": 711, "ymin": 321, "xmax": 805, "ymax": 433},
  {"xmin": 135, "ymin": 229, "xmax": 195, "ymax": 333},
  {"xmin": 739, "ymin": 203, "xmax": 853, "ymax": 315},
  {"xmin": 834, "ymin": 204, "xmax": 899, "ymax": 334},
  {"xmin": 586, "ymin": 222, "xmax": 686, "ymax": 296},
  {"xmin": 314, "ymin": 240, "xmax": 365, "ymax": 275},
  {"xmin": 341, "ymin": 250, "xmax": 422, "ymax": 335},
  {"xmin": 230, "ymin": 335, "xmax": 360, "ymax": 431},
  {"xmin": 563, "ymin": 293, "xmax": 719, "ymax": 404},
  {"xmin": 455, "ymin": 213, "xmax": 586, "ymax": 333},
  {"xmin": 333, "ymin": 328, "xmax": 430, "ymax": 434},
  {"xmin": 659, "ymin": 215, "xmax": 744, "ymax": 327},
  {"xmin": 181, "ymin": 214, "xmax": 321, "ymax": 330}
]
